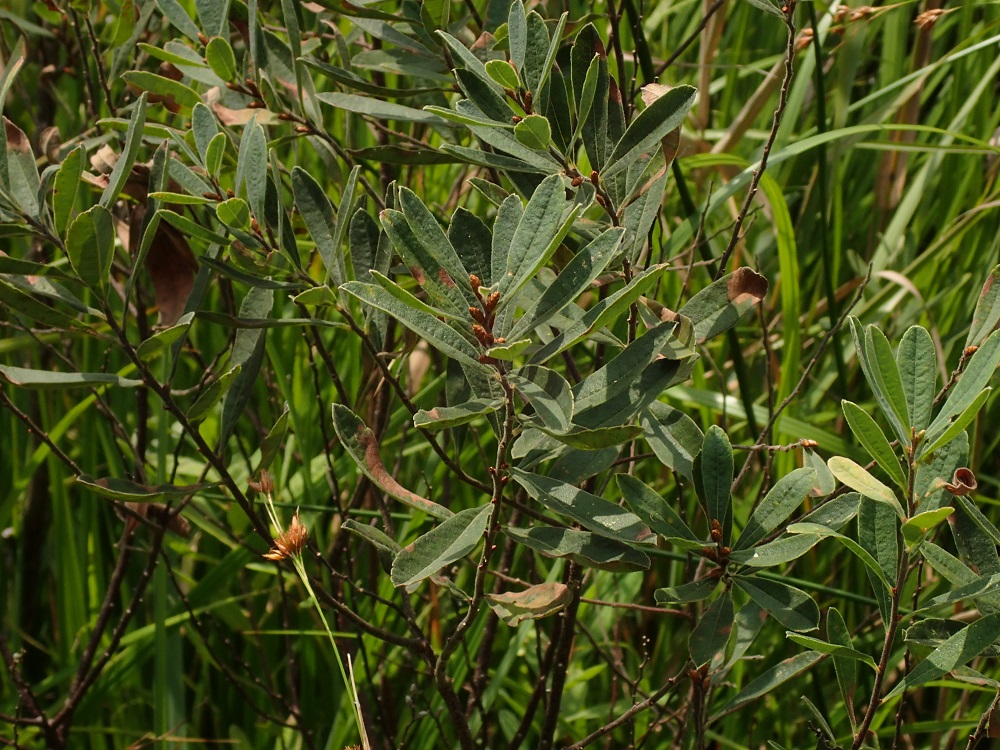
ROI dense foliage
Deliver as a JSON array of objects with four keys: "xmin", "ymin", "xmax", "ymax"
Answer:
[{"xmin": 2, "ymin": 1, "xmax": 1000, "ymax": 749}]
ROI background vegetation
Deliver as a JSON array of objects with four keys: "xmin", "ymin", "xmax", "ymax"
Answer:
[{"xmin": 2, "ymin": 0, "xmax": 1000, "ymax": 748}]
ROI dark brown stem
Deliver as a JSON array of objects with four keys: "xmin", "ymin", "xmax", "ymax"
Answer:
[
  {"xmin": 714, "ymin": 2, "xmax": 796, "ymax": 279},
  {"xmin": 538, "ymin": 563, "xmax": 584, "ymax": 750}
]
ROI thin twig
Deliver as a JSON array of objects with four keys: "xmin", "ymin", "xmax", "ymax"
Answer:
[{"xmin": 714, "ymin": 2, "xmax": 797, "ymax": 280}]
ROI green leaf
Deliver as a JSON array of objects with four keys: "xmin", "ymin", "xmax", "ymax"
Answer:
[
  {"xmin": 136, "ymin": 312, "xmax": 195, "ymax": 361},
  {"xmin": 514, "ymin": 114, "xmax": 551, "ymax": 150},
  {"xmin": 729, "ymin": 533, "xmax": 822, "ymax": 568},
  {"xmin": 487, "ymin": 339, "xmax": 532, "ymax": 360},
  {"xmin": 921, "ymin": 388, "xmax": 991, "ymax": 460},
  {"xmin": 655, "ymin": 578, "xmax": 718, "ymax": 605},
  {"xmin": 216, "ymin": 197, "xmax": 250, "ymax": 230},
  {"xmin": 398, "ymin": 187, "xmax": 479, "ymax": 309},
  {"xmin": 239, "ymin": 119, "xmax": 267, "ymax": 223},
  {"xmin": 220, "ymin": 287, "xmax": 272, "ymax": 443},
  {"xmin": 507, "ymin": 0, "xmax": 527, "ymax": 71},
  {"xmin": 841, "ymin": 400, "xmax": 906, "ymax": 490},
  {"xmin": 331, "ymin": 403, "xmax": 452, "ymax": 519},
  {"xmin": 101, "ymin": 94, "xmax": 147, "ymax": 207},
  {"xmin": 713, "ymin": 652, "xmax": 822, "ymax": 719},
  {"xmin": 292, "ymin": 166, "xmax": 350, "ymax": 286},
  {"xmin": 413, "ymin": 398, "xmax": 502, "ymax": 430},
  {"xmin": 0, "ymin": 365, "xmax": 142, "ymax": 389},
  {"xmin": 866, "ymin": 326, "xmax": 911, "ymax": 441},
  {"xmin": 602, "ymin": 85, "xmax": 696, "ymax": 179},
  {"xmin": 160, "ymin": 209, "xmax": 232, "ymax": 245},
  {"xmin": 734, "ymin": 576, "xmax": 819, "ymax": 632},
  {"xmin": 508, "ymin": 227, "xmax": 624, "ymax": 340},
  {"xmin": 486, "ymin": 582, "xmax": 571, "ymax": 626},
  {"xmin": 341, "ymin": 275, "xmax": 483, "ymax": 368},
  {"xmin": 316, "ymin": 92, "xmax": 447, "ymax": 125},
  {"xmin": 826, "ymin": 607, "xmax": 857, "ymax": 716},
  {"xmin": 536, "ymin": 424, "xmax": 643, "ymax": 450},
  {"xmin": 66, "ymin": 205, "xmax": 115, "ymax": 295},
  {"xmin": 122, "ymin": 71, "xmax": 201, "ymax": 108},
  {"xmin": 785, "ymin": 633, "xmax": 877, "ymax": 670},
  {"xmin": 886, "ymin": 614, "xmax": 1000, "ymax": 699},
  {"xmin": 509, "ymin": 365, "xmax": 574, "ymax": 432},
  {"xmin": 617, "ymin": 474, "xmax": 698, "ymax": 542},
  {"xmin": 928, "ymin": 329, "xmax": 1000, "ymax": 443},
  {"xmin": 827, "ymin": 456, "xmax": 904, "ymax": 519},
  {"xmin": 897, "ymin": 325, "xmax": 937, "ymax": 432},
  {"xmin": 967, "ymin": 265, "xmax": 1000, "ymax": 349},
  {"xmin": 53, "ymin": 145, "xmax": 83, "ymax": 237},
  {"xmin": 500, "ymin": 174, "xmax": 575, "ymax": 302},
  {"xmin": 679, "ymin": 268, "xmax": 768, "ymax": 344},
  {"xmin": 391, "ymin": 505, "xmax": 491, "ymax": 587},
  {"xmin": 191, "ymin": 102, "xmax": 219, "ymax": 164},
  {"xmin": 733, "ymin": 468, "xmax": 817, "ymax": 550},
  {"xmin": 742, "ymin": 0, "xmax": 786, "ymax": 17},
  {"xmin": 187, "ymin": 365, "xmax": 241, "ymax": 422},
  {"xmin": 484, "ymin": 59, "xmax": 520, "ymax": 90},
  {"xmin": 639, "ymin": 401, "xmax": 703, "ymax": 480},
  {"xmin": 787, "ymin": 522, "xmax": 891, "ymax": 590},
  {"xmin": 574, "ymin": 55, "xmax": 600, "ymax": 143},
  {"xmin": 697, "ymin": 425, "xmax": 734, "ymax": 542},
  {"xmin": 848, "ymin": 318, "xmax": 908, "ymax": 445},
  {"xmin": 343, "ymin": 518, "xmax": 400, "ymax": 572},
  {"xmin": 76, "ymin": 475, "xmax": 210, "ymax": 502},
  {"xmin": 690, "ymin": 591, "xmax": 734, "ymax": 666},
  {"xmin": 902, "ymin": 507, "xmax": 955, "ymax": 550},
  {"xmin": 509, "ymin": 467, "xmax": 653, "ymax": 544},
  {"xmin": 205, "ymin": 36, "xmax": 238, "ymax": 81},
  {"xmin": 205, "ymin": 132, "xmax": 227, "ymax": 178},
  {"xmin": 3, "ymin": 116, "xmax": 40, "ymax": 216},
  {"xmin": 156, "ymin": 0, "xmax": 202, "ymax": 40},
  {"xmin": 256, "ymin": 403, "xmax": 289, "ymax": 473},
  {"xmin": 505, "ymin": 525, "xmax": 650, "ymax": 572}
]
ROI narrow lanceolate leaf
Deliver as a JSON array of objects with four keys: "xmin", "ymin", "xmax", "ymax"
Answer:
[
  {"xmin": 101, "ymin": 94, "xmax": 147, "ymax": 207},
  {"xmin": 509, "ymin": 468, "xmax": 653, "ymax": 544},
  {"xmin": 827, "ymin": 456, "xmax": 904, "ymax": 519},
  {"xmin": 391, "ymin": 505, "xmax": 491, "ymax": 587},
  {"xmin": 77, "ymin": 475, "xmax": 211, "ymax": 502},
  {"xmin": 507, "ymin": 0, "xmax": 527, "ymax": 70},
  {"xmin": 504, "ymin": 526, "xmax": 650, "ymax": 572},
  {"xmin": 187, "ymin": 365, "xmax": 241, "ymax": 422},
  {"xmin": 0, "ymin": 365, "xmax": 142, "ymax": 389},
  {"xmin": 734, "ymin": 576, "xmax": 819, "ymax": 632},
  {"xmin": 292, "ymin": 166, "xmax": 346, "ymax": 285},
  {"xmin": 316, "ymin": 92, "xmax": 448, "ymax": 125},
  {"xmin": 332, "ymin": 404, "xmax": 452, "ymax": 519},
  {"xmin": 508, "ymin": 227, "xmax": 624, "ymax": 340},
  {"xmin": 920, "ymin": 388, "xmax": 991, "ymax": 460},
  {"xmin": 617, "ymin": 474, "xmax": 698, "ymax": 542},
  {"xmin": 220, "ymin": 287, "xmax": 272, "ymax": 443},
  {"xmin": 866, "ymin": 326, "xmax": 911, "ymax": 442},
  {"xmin": 841, "ymin": 400, "xmax": 906, "ymax": 490},
  {"xmin": 486, "ymin": 582, "xmax": 571, "ymax": 626},
  {"xmin": 3, "ymin": 116, "xmax": 40, "ymax": 216},
  {"xmin": 640, "ymin": 402, "xmax": 703, "ymax": 480},
  {"xmin": 136, "ymin": 312, "xmax": 195, "ymax": 361},
  {"xmin": 826, "ymin": 607, "xmax": 857, "ymax": 714},
  {"xmin": 786, "ymin": 522, "xmax": 890, "ymax": 590},
  {"xmin": 537, "ymin": 424, "xmax": 643, "ymax": 450},
  {"xmin": 966, "ymin": 265, "xmax": 1000, "ymax": 348},
  {"xmin": 398, "ymin": 187, "xmax": 479, "ymax": 308},
  {"xmin": 713, "ymin": 652, "xmax": 822, "ymax": 719},
  {"xmin": 413, "ymin": 398, "xmax": 502, "ymax": 430},
  {"xmin": 897, "ymin": 325, "xmax": 937, "ymax": 432},
  {"xmin": 602, "ymin": 85, "xmax": 696, "ymax": 179},
  {"xmin": 509, "ymin": 365, "xmax": 574, "ymax": 432},
  {"xmin": 729, "ymin": 533, "xmax": 822, "ymax": 568},
  {"xmin": 656, "ymin": 579, "xmax": 718, "ymax": 604},
  {"xmin": 926, "ymin": 330, "xmax": 1000, "ymax": 438},
  {"xmin": 341, "ymin": 276, "xmax": 483, "ymax": 368},
  {"xmin": 901, "ymin": 507, "xmax": 954, "ymax": 550},
  {"xmin": 679, "ymin": 267, "xmax": 768, "ymax": 344},
  {"xmin": 697, "ymin": 426, "xmax": 734, "ymax": 542},
  {"xmin": 67, "ymin": 205, "xmax": 115, "ymax": 295},
  {"xmin": 690, "ymin": 591, "xmax": 734, "ymax": 667},
  {"xmin": 785, "ymin": 634, "xmax": 877, "ymax": 671},
  {"xmin": 500, "ymin": 174, "xmax": 572, "ymax": 300},
  {"xmin": 122, "ymin": 71, "xmax": 201, "ymax": 108},
  {"xmin": 849, "ymin": 317, "xmax": 908, "ymax": 445},
  {"xmin": 53, "ymin": 145, "xmax": 83, "ymax": 237},
  {"xmin": 886, "ymin": 613, "xmax": 1000, "ymax": 698},
  {"xmin": 733, "ymin": 468, "xmax": 817, "ymax": 551}
]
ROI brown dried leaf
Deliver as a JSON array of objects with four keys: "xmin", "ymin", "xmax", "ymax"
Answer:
[{"xmin": 486, "ymin": 582, "xmax": 572, "ymax": 626}]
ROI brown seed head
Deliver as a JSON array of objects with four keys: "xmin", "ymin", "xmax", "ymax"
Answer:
[{"xmin": 264, "ymin": 512, "xmax": 308, "ymax": 561}]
